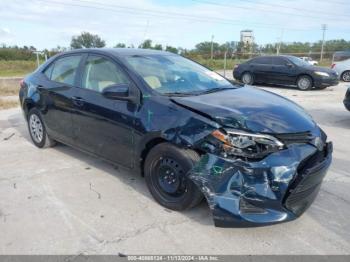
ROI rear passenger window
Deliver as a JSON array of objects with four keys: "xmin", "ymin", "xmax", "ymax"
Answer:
[
  {"xmin": 50, "ymin": 55, "xmax": 82, "ymax": 85},
  {"xmin": 252, "ymin": 57, "xmax": 271, "ymax": 65}
]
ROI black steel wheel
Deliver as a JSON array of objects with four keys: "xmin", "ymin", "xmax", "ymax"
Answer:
[{"xmin": 144, "ymin": 143, "xmax": 203, "ymax": 210}]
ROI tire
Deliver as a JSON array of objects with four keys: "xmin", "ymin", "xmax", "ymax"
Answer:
[
  {"xmin": 341, "ymin": 71, "xmax": 350, "ymax": 82},
  {"xmin": 241, "ymin": 72, "xmax": 254, "ymax": 85},
  {"xmin": 144, "ymin": 143, "xmax": 203, "ymax": 211},
  {"xmin": 297, "ymin": 75, "xmax": 313, "ymax": 90},
  {"xmin": 27, "ymin": 108, "xmax": 56, "ymax": 148}
]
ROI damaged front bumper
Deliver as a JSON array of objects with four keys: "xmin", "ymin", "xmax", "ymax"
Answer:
[{"xmin": 189, "ymin": 142, "xmax": 332, "ymax": 227}]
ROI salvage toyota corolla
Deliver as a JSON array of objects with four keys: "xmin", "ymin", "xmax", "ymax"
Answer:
[{"xmin": 19, "ymin": 48, "xmax": 332, "ymax": 227}]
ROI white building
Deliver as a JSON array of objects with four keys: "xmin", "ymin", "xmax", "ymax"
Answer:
[{"xmin": 240, "ymin": 30, "xmax": 254, "ymax": 46}]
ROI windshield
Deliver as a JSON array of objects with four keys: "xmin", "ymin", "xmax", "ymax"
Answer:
[
  {"xmin": 123, "ymin": 54, "xmax": 235, "ymax": 95},
  {"xmin": 288, "ymin": 56, "xmax": 310, "ymax": 67}
]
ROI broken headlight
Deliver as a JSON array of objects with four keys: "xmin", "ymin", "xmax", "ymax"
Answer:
[{"xmin": 211, "ymin": 129, "xmax": 284, "ymax": 159}]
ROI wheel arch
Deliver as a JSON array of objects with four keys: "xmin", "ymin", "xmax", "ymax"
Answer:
[
  {"xmin": 23, "ymin": 99, "xmax": 36, "ymax": 119},
  {"xmin": 139, "ymin": 137, "xmax": 168, "ymax": 176}
]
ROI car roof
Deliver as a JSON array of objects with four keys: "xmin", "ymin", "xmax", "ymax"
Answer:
[
  {"xmin": 251, "ymin": 55, "xmax": 292, "ymax": 59},
  {"xmin": 56, "ymin": 48, "xmax": 175, "ymax": 58}
]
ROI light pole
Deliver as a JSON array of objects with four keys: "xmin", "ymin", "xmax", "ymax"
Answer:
[{"xmin": 320, "ymin": 24, "xmax": 327, "ymax": 62}]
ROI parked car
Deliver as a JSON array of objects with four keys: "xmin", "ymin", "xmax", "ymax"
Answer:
[
  {"xmin": 344, "ymin": 87, "xmax": 350, "ymax": 111},
  {"xmin": 19, "ymin": 49, "xmax": 332, "ymax": 227},
  {"xmin": 300, "ymin": 56, "xmax": 318, "ymax": 65},
  {"xmin": 233, "ymin": 55, "xmax": 339, "ymax": 90},
  {"xmin": 331, "ymin": 51, "xmax": 350, "ymax": 82}
]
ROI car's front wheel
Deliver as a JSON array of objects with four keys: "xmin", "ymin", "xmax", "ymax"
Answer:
[
  {"xmin": 27, "ymin": 108, "xmax": 56, "ymax": 148},
  {"xmin": 144, "ymin": 143, "xmax": 203, "ymax": 211},
  {"xmin": 297, "ymin": 75, "xmax": 313, "ymax": 90},
  {"xmin": 241, "ymin": 72, "xmax": 254, "ymax": 85},
  {"xmin": 341, "ymin": 71, "xmax": 350, "ymax": 82}
]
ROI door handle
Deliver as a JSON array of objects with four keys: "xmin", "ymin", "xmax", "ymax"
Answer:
[{"xmin": 72, "ymin": 96, "xmax": 85, "ymax": 107}]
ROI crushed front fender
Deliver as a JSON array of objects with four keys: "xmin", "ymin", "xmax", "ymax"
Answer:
[{"xmin": 189, "ymin": 142, "xmax": 332, "ymax": 227}]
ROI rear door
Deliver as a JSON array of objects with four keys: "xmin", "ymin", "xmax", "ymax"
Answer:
[
  {"xmin": 40, "ymin": 54, "xmax": 83, "ymax": 144},
  {"xmin": 72, "ymin": 54, "xmax": 137, "ymax": 168},
  {"xmin": 248, "ymin": 57, "xmax": 272, "ymax": 83}
]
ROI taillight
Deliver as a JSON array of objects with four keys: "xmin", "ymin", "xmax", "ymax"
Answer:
[
  {"xmin": 331, "ymin": 64, "xmax": 336, "ymax": 69},
  {"xmin": 234, "ymin": 64, "xmax": 239, "ymax": 69}
]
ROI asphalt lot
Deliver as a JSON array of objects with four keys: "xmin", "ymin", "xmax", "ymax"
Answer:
[{"xmin": 0, "ymin": 79, "xmax": 349, "ymax": 255}]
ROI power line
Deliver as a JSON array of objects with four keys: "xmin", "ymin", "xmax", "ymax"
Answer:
[
  {"xmin": 235, "ymin": 0, "xmax": 350, "ymax": 18},
  {"xmin": 191, "ymin": 0, "xmax": 350, "ymax": 21},
  {"xmin": 297, "ymin": 0, "xmax": 349, "ymax": 6},
  {"xmin": 28, "ymin": 0, "xmax": 323, "ymax": 31}
]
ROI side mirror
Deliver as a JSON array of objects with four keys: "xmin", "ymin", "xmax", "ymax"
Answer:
[
  {"xmin": 103, "ymin": 84, "xmax": 129, "ymax": 100},
  {"xmin": 286, "ymin": 62, "xmax": 294, "ymax": 68},
  {"xmin": 102, "ymin": 84, "xmax": 141, "ymax": 104}
]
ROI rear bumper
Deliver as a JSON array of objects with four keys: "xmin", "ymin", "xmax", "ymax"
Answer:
[
  {"xmin": 189, "ymin": 141, "xmax": 332, "ymax": 227},
  {"xmin": 233, "ymin": 70, "xmax": 241, "ymax": 81}
]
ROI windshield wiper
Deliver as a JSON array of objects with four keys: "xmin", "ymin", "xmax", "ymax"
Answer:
[
  {"xmin": 163, "ymin": 92, "xmax": 195, "ymax": 97},
  {"xmin": 198, "ymin": 87, "xmax": 233, "ymax": 95}
]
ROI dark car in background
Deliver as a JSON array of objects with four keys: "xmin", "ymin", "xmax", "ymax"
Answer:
[
  {"xmin": 344, "ymin": 87, "xmax": 350, "ymax": 111},
  {"xmin": 19, "ymin": 48, "xmax": 332, "ymax": 227},
  {"xmin": 234, "ymin": 55, "xmax": 339, "ymax": 90}
]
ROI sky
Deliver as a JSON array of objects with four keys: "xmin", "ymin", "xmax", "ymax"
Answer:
[{"xmin": 0, "ymin": 0, "xmax": 349, "ymax": 50}]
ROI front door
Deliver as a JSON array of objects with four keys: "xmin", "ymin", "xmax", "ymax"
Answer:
[
  {"xmin": 72, "ymin": 54, "xmax": 137, "ymax": 168},
  {"xmin": 268, "ymin": 57, "xmax": 297, "ymax": 85}
]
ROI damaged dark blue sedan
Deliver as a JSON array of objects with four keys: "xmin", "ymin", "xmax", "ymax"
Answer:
[{"xmin": 19, "ymin": 48, "xmax": 332, "ymax": 227}]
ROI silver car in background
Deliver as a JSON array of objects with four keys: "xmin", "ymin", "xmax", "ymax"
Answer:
[{"xmin": 331, "ymin": 51, "xmax": 350, "ymax": 82}]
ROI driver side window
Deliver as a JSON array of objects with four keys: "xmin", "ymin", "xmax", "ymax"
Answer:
[{"xmin": 81, "ymin": 55, "xmax": 129, "ymax": 92}]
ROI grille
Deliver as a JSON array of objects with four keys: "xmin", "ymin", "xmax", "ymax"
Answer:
[
  {"xmin": 274, "ymin": 131, "xmax": 313, "ymax": 145},
  {"xmin": 283, "ymin": 143, "xmax": 331, "ymax": 216}
]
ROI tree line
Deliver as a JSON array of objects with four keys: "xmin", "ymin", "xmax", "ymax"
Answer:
[{"xmin": 1, "ymin": 31, "xmax": 350, "ymax": 61}]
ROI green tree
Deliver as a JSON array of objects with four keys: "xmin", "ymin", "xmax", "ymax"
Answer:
[
  {"xmin": 70, "ymin": 32, "xmax": 106, "ymax": 49},
  {"xmin": 139, "ymin": 39, "xmax": 153, "ymax": 49},
  {"xmin": 153, "ymin": 44, "xmax": 163, "ymax": 50},
  {"xmin": 114, "ymin": 43, "xmax": 126, "ymax": 48},
  {"xmin": 195, "ymin": 41, "xmax": 220, "ymax": 54},
  {"xmin": 165, "ymin": 45, "xmax": 178, "ymax": 54}
]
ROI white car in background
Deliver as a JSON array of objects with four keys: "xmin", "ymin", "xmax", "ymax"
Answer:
[
  {"xmin": 299, "ymin": 56, "xmax": 318, "ymax": 65},
  {"xmin": 331, "ymin": 51, "xmax": 350, "ymax": 82}
]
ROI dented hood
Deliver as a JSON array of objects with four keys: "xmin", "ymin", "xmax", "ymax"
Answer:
[{"xmin": 172, "ymin": 86, "xmax": 316, "ymax": 133}]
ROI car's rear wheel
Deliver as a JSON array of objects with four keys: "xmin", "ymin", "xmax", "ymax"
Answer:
[
  {"xmin": 341, "ymin": 71, "xmax": 350, "ymax": 82},
  {"xmin": 241, "ymin": 72, "xmax": 254, "ymax": 85},
  {"xmin": 144, "ymin": 143, "xmax": 203, "ymax": 210},
  {"xmin": 297, "ymin": 75, "xmax": 313, "ymax": 90},
  {"xmin": 27, "ymin": 109, "xmax": 56, "ymax": 148}
]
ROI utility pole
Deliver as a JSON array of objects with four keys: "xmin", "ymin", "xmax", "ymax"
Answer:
[
  {"xmin": 210, "ymin": 35, "xmax": 214, "ymax": 61},
  {"xmin": 320, "ymin": 24, "xmax": 327, "ymax": 62},
  {"xmin": 276, "ymin": 29, "xmax": 284, "ymax": 55}
]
